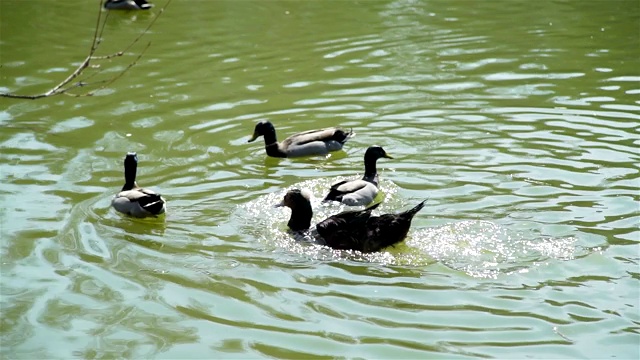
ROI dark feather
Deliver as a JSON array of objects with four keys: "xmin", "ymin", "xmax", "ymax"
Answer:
[
  {"xmin": 278, "ymin": 189, "xmax": 425, "ymax": 253},
  {"xmin": 137, "ymin": 192, "xmax": 165, "ymax": 215},
  {"xmin": 322, "ymin": 180, "xmax": 350, "ymax": 202},
  {"xmin": 316, "ymin": 203, "xmax": 381, "ymax": 251}
]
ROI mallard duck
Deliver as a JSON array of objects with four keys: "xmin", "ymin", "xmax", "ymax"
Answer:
[
  {"xmin": 277, "ymin": 189, "xmax": 426, "ymax": 253},
  {"xmin": 323, "ymin": 145, "xmax": 393, "ymax": 206},
  {"xmin": 111, "ymin": 152, "xmax": 166, "ymax": 218},
  {"xmin": 104, "ymin": 0, "xmax": 153, "ymax": 10},
  {"xmin": 247, "ymin": 120, "xmax": 354, "ymax": 158}
]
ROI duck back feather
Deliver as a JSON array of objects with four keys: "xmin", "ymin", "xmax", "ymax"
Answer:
[
  {"xmin": 284, "ymin": 127, "xmax": 352, "ymax": 147},
  {"xmin": 112, "ymin": 189, "xmax": 165, "ymax": 217},
  {"xmin": 316, "ymin": 199, "xmax": 426, "ymax": 253}
]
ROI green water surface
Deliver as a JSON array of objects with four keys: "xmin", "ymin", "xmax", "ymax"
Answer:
[{"xmin": 1, "ymin": 0, "xmax": 639, "ymax": 358}]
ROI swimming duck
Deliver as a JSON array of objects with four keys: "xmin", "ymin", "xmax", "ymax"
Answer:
[
  {"xmin": 111, "ymin": 152, "xmax": 166, "ymax": 218},
  {"xmin": 323, "ymin": 145, "xmax": 393, "ymax": 206},
  {"xmin": 277, "ymin": 189, "xmax": 426, "ymax": 253},
  {"xmin": 247, "ymin": 120, "xmax": 353, "ymax": 158},
  {"xmin": 104, "ymin": 0, "xmax": 153, "ymax": 10}
]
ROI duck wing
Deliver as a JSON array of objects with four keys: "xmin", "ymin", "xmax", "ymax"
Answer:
[
  {"xmin": 276, "ymin": 128, "xmax": 353, "ymax": 157},
  {"xmin": 284, "ymin": 127, "xmax": 353, "ymax": 147},
  {"xmin": 316, "ymin": 202, "xmax": 381, "ymax": 251},
  {"xmin": 323, "ymin": 179, "xmax": 378, "ymax": 206},
  {"xmin": 137, "ymin": 190, "xmax": 166, "ymax": 214},
  {"xmin": 113, "ymin": 188, "xmax": 166, "ymax": 216},
  {"xmin": 363, "ymin": 200, "xmax": 427, "ymax": 252},
  {"xmin": 323, "ymin": 179, "xmax": 358, "ymax": 201}
]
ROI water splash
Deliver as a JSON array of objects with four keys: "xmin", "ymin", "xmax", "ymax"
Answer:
[
  {"xmin": 233, "ymin": 178, "xmax": 407, "ymax": 263},
  {"xmin": 409, "ymin": 220, "xmax": 581, "ymax": 278},
  {"xmin": 234, "ymin": 179, "xmax": 583, "ymax": 276},
  {"xmin": 233, "ymin": 178, "xmax": 581, "ymax": 274}
]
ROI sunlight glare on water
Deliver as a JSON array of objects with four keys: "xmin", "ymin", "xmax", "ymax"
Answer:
[
  {"xmin": 234, "ymin": 178, "xmax": 404, "ymax": 263},
  {"xmin": 234, "ymin": 178, "xmax": 584, "ymax": 275},
  {"xmin": 410, "ymin": 220, "xmax": 583, "ymax": 278}
]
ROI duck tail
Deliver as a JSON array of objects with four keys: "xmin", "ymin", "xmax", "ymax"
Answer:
[
  {"xmin": 335, "ymin": 128, "xmax": 355, "ymax": 144},
  {"xmin": 140, "ymin": 194, "xmax": 165, "ymax": 215},
  {"xmin": 403, "ymin": 199, "xmax": 427, "ymax": 219},
  {"xmin": 346, "ymin": 128, "xmax": 355, "ymax": 138}
]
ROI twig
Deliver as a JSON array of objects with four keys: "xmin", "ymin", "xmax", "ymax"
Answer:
[
  {"xmin": 67, "ymin": 41, "xmax": 153, "ymax": 97},
  {"xmin": 0, "ymin": 0, "xmax": 172, "ymax": 100}
]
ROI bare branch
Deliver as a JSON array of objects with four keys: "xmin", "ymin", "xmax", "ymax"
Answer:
[
  {"xmin": 91, "ymin": 0, "xmax": 108, "ymax": 54},
  {"xmin": 45, "ymin": 56, "xmax": 91, "ymax": 97},
  {"xmin": 67, "ymin": 41, "xmax": 152, "ymax": 98},
  {"xmin": 0, "ymin": 0, "xmax": 172, "ymax": 100}
]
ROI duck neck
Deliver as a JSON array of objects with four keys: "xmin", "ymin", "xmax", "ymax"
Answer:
[
  {"xmin": 265, "ymin": 143, "xmax": 287, "ymax": 158},
  {"xmin": 288, "ymin": 202, "xmax": 313, "ymax": 231},
  {"xmin": 362, "ymin": 157, "xmax": 379, "ymax": 184},
  {"xmin": 262, "ymin": 129, "xmax": 287, "ymax": 157},
  {"xmin": 122, "ymin": 162, "xmax": 138, "ymax": 191},
  {"xmin": 261, "ymin": 127, "xmax": 278, "ymax": 147}
]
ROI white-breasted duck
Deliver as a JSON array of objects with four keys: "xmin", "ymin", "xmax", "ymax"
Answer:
[
  {"xmin": 323, "ymin": 145, "xmax": 393, "ymax": 206},
  {"xmin": 111, "ymin": 152, "xmax": 166, "ymax": 218}
]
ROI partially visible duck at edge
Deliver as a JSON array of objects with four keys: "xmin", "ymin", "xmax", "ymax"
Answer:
[
  {"xmin": 112, "ymin": 152, "xmax": 166, "ymax": 218},
  {"xmin": 323, "ymin": 145, "xmax": 393, "ymax": 206},
  {"xmin": 247, "ymin": 120, "xmax": 354, "ymax": 158},
  {"xmin": 104, "ymin": 0, "xmax": 153, "ymax": 10},
  {"xmin": 276, "ymin": 189, "xmax": 426, "ymax": 253}
]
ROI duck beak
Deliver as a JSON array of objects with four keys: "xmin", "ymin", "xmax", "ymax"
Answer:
[
  {"xmin": 384, "ymin": 153, "xmax": 394, "ymax": 159},
  {"xmin": 247, "ymin": 131, "xmax": 259, "ymax": 143},
  {"xmin": 274, "ymin": 200, "xmax": 284, "ymax": 208}
]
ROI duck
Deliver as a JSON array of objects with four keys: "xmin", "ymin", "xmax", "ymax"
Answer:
[
  {"xmin": 247, "ymin": 120, "xmax": 354, "ymax": 158},
  {"xmin": 111, "ymin": 152, "xmax": 166, "ymax": 218},
  {"xmin": 323, "ymin": 145, "xmax": 393, "ymax": 206},
  {"xmin": 276, "ymin": 189, "xmax": 426, "ymax": 253},
  {"xmin": 104, "ymin": 0, "xmax": 153, "ymax": 10}
]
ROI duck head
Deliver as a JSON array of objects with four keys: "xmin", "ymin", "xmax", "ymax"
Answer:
[
  {"xmin": 362, "ymin": 145, "xmax": 393, "ymax": 180},
  {"xmin": 276, "ymin": 189, "xmax": 313, "ymax": 231},
  {"xmin": 276, "ymin": 188, "xmax": 312, "ymax": 209},
  {"xmin": 365, "ymin": 145, "xmax": 393, "ymax": 162},
  {"xmin": 248, "ymin": 121, "xmax": 276, "ymax": 143}
]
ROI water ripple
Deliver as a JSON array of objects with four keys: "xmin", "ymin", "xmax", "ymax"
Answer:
[{"xmin": 1, "ymin": 0, "xmax": 639, "ymax": 358}]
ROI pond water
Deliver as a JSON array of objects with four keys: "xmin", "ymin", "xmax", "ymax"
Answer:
[{"xmin": 1, "ymin": 0, "xmax": 639, "ymax": 358}]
